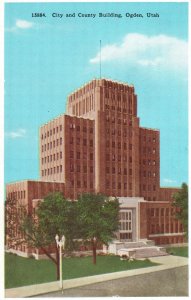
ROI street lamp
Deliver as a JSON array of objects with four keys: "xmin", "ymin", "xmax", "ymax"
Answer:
[{"xmin": 55, "ymin": 234, "xmax": 65, "ymax": 293}]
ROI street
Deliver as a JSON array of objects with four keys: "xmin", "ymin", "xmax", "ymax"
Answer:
[{"xmin": 34, "ymin": 266, "xmax": 188, "ymax": 297}]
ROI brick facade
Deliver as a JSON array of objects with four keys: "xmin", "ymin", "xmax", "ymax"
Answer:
[{"xmin": 6, "ymin": 78, "xmax": 185, "ymax": 257}]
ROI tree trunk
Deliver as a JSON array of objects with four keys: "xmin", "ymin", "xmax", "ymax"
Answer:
[
  {"xmin": 55, "ymin": 245, "xmax": 60, "ymax": 280},
  {"xmin": 92, "ymin": 240, "xmax": 97, "ymax": 265}
]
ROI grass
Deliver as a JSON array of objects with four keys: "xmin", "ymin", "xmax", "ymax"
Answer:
[
  {"xmin": 5, "ymin": 253, "xmax": 159, "ymax": 289},
  {"xmin": 166, "ymin": 246, "xmax": 188, "ymax": 257}
]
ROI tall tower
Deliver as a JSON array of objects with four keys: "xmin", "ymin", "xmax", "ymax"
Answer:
[{"xmin": 66, "ymin": 78, "xmax": 141, "ymax": 197}]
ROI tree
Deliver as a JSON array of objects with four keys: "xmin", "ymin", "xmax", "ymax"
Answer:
[
  {"xmin": 172, "ymin": 183, "xmax": 188, "ymax": 239},
  {"xmin": 77, "ymin": 193, "xmax": 119, "ymax": 264},
  {"xmin": 7, "ymin": 192, "xmax": 78, "ymax": 280}
]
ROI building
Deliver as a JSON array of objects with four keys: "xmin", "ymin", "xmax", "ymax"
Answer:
[{"xmin": 6, "ymin": 78, "xmax": 185, "ymax": 258}]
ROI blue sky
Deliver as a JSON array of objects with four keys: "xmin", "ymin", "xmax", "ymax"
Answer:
[{"xmin": 4, "ymin": 2, "xmax": 188, "ymax": 187}]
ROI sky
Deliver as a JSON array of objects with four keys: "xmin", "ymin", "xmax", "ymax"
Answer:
[{"xmin": 4, "ymin": 2, "xmax": 188, "ymax": 187}]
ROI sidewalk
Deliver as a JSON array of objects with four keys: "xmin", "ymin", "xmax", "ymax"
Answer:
[{"xmin": 5, "ymin": 255, "xmax": 188, "ymax": 298}]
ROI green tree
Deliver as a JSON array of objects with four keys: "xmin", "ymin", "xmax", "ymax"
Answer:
[
  {"xmin": 20, "ymin": 192, "xmax": 78, "ymax": 280},
  {"xmin": 77, "ymin": 193, "xmax": 119, "ymax": 264},
  {"xmin": 173, "ymin": 183, "xmax": 188, "ymax": 239}
]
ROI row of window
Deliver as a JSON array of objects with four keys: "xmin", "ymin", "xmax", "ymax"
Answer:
[
  {"xmin": 106, "ymin": 141, "xmax": 131, "ymax": 150},
  {"xmin": 142, "ymin": 171, "xmax": 157, "ymax": 178},
  {"xmin": 41, "ymin": 125, "xmax": 62, "ymax": 139},
  {"xmin": 142, "ymin": 136, "xmax": 156, "ymax": 143},
  {"xmin": 69, "ymin": 137, "xmax": 94, "ymax": 146},
  {"xmin": 142, "ymin": 159, "xmax": 156, "ymax": 166},
  {"xmin": 72, "ymin": 94, "xmax": 94, "ymax": 115},
  {"xmin": 70, "ymin": 180, "xmax": 94, "ymax": 188},
  {"xmin": 104, "ymin": 90, "xmax": 133, "ymax": 102},
  {"xmin": 69, "ymin": 123, "xmax": 94, "ymax": 133},
  {"xmin": 69, "ymin": 165, "xmax": 94, "ymax": 173},
  {"xmin": 106, "ymin": 129, "xmax": 133, "ymax": 137},
  {"xmin": 105, "ymin": 116, "xmax": 132, "ymax": 125},
  {"xmin": 120, "ymin": 232, "xmax": 132, "ymax": 240},
  {"xmin": 106, "ymin": 181, "xmax": 133, "ymax": 190},
  {"xmin": 42, "ymin": 165, "xmax": 62, "ymax": 176},
  {"xmin": 8, "ymin": 190, "xmax": 26, "ymax": 200},
  {"xmin": 149, "ymin": 207, "xmax": 174, "ymax": 217},
  {"xmin": 119, "ymin": 211, "xmax": 132, "ymax": 221},
  {"xmin": 105, "ymin": 153, "xmax": 132, "ymax": 161},
  {"xmin": 105, "ymin": 104, "xmax": 133, "ymax": 114},
  {"xmin": 150, "ymin": 222, "xmax": 183, "ymax": 234},
  {"xmin": 70, "ymin": 152, "xmax": 94, "ymax": 160},
  {"xmin": 141, "ymin": 184, "xmax": 156, "ymax": 192},
  {"xmin": 105, "ymin": 167, "xmax": 132, "ymax": 175},
  {"xmin": 119, "ymin": 221, "xmax": 132, "ymax": 231},
  {"xmin": 42, "ymin": 138, "xmax": 62, "ymax": 152},
  {"xmin": 42, "ymin": 152, "xmax": 62, "ymax": 164},
  {"xmin": 142, "ymin": 147, "xmax": 156, "ymax": 154}
]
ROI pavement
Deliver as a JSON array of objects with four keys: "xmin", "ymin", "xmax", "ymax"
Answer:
[
  {"xmin": 35, "ymin": 266, "xmax": 188, "ymax": 297},
  {"xmin": 5, "ymin": 255, "xmax": 188, "ymax": 298}
]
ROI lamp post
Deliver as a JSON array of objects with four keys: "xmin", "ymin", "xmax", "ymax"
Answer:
[{"xmin": 55, "ymin": 234, "xmax": 65, "ymax": 293}]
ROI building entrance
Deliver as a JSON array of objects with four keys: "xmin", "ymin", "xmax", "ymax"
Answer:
[{"xmin": 119, "ymin": 210, "xmax": 133, "ymax": 241}]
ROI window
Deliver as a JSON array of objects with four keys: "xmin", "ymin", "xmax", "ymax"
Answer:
[
  {"xmin": 90, "ymin": 166, "xmax": 93, "ymax": 173},
  {"xmin": 90, "ymin": 153, "xmax": 93, "ymax": 160},
  {"xmin": 70, "ymin": 151, "xmax": 74, "ymax": 158},
  {"xmin": 90, "ymin": 140, "xmax": 93, "ymax": 147},
  {"xmin": 129, "ymin": 169, "xmax": 132, "ymax": 176},
  {"xmin": 77, "ymin": 152, "xmax": 80, "ymax": 159},
  {"xmin": 77, "ymin": 125, "xmax": 80, "ymax": 131},
  {"xmin": 83, "ymin": 165, "xmax": 87, "ymax": 173},
  {"xmin": 124, "ymin": 168, "xmax": 127, "ymax": 175},
  {"xmin": 77, "ymin": 165, "xmax": 80, "ymax": 172},
  {"xmin": 106, "ymin": 167, "xmax": 110, "ymax": 174},
  {"xmin": 60, "ymin": 152, "xmax": 62, "ymax": 159},
  {"xmin": 129, "ymin": 183, "xmax": 132, "ymax": 190},
  {"xmin": 83, "ymin": 139, "xmax": 87, "ymax": 146},
  {"xmin": 60, "ymin": 125, "xmax": 62, "ymax": 131},
  {"xmin": 60, "ymin": 165, "xmax": 62, "ymax": 172},
  {"xmin": 129, "ymin": 144, "xmax": 132, "ymax": 150},
  {"xmin": 106, "ymin": 180, "xmax": 110, "ymax": 189},
  {"xmin": 60, "ymin": 138, "xmax": 62, "ymax": 145}
]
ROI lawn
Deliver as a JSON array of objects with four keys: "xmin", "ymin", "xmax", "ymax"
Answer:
[
  {"xmin": 166, "ymin": 246, "xmax": 188, "ymax": 257},
  {"xmin": 5, "ymin": 253, "xmax": 158, "ymax": 289}
]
